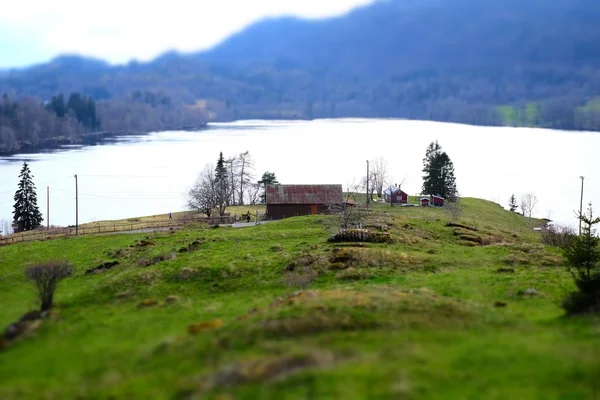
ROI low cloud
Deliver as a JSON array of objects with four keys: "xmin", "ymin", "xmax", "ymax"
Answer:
[{"xmin": 0, "ymin": 0, "xmax": 372, "ymax": 68}]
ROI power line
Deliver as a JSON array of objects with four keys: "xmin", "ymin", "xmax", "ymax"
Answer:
[{"xmin": 74, "ymin": 174, "xmax": 193, "ymax": 178}]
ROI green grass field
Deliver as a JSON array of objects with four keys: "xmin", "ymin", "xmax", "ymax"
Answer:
[{"xmin": 0, "ymin": 198, "xmax": 598, "ymax": 399}]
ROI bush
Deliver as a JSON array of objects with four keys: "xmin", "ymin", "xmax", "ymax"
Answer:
[
  {"xmin": 25, "ymin": 261, "xmax": 74, "ymax": 311},
  {"xmin": 541, "ymin": 224, "xmax": 575, "ymax": 248}
]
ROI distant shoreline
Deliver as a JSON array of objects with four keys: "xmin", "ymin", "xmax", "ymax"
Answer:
[{"xmin": 0, "ymin": 123, "xmax": 208, "ymax": 157}]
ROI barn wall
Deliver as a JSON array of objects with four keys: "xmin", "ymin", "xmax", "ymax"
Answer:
[{"xmin": 266, "ymin": 204, "xmax": 314, "ymax": 219}]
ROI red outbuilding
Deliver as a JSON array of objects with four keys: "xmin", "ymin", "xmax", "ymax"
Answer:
[{"xmin": 431, "ymin": 195, "xmax": 445, "ymax": 207}]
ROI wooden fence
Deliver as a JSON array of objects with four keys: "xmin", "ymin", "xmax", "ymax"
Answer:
[{"xmin": 0, "ymin": 216, "xmax": 235, "ymax": 246}]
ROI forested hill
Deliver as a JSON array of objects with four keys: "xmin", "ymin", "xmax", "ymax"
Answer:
[{"xmin": 2, "ymin": 0, "xmax": 600, "ymax": 130}]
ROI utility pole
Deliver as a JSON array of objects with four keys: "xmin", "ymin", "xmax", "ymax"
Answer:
[
  {"xmin": 366, "ymin": 160, "xmax": 370, "ymax": 207},
  {"xmin": 46, "ymin": 186, "xmax": 49, "ymax": 229},
  {"xmin": 579, "ymin": 176, "xmax": 585, "ymax": 235},
  {"xmin": 74, "ymin": 174, "xmax": 79, "ymax": 235}
]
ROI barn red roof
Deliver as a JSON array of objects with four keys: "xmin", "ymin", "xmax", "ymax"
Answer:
[{"xmin": 266, "ymin": 184, "xmax": 344, "ymax": 205}]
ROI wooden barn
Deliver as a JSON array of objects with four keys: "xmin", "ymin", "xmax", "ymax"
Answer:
[
  {"xmin": 384, "ymin": 187, "xmax": 409, "ymax": 204},
  {"xmin": 266, "ymin": 184, "xmax": 344, "ymax": 219},
  {"xmin": 432, "ymin": 195, "xmax": 445, "ymax": 207}
]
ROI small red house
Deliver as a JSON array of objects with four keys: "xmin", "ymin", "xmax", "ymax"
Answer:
[
  {"xmin": 420, "ymin": 197, "xmax": 430, "ymax": 207},
  {"xmin": 384, "ymin": 187, "xmax": 409, "ymax": 204},
  {"xmin": 432, "ymin": 195, "xmax": 445, "ymax": 207}
]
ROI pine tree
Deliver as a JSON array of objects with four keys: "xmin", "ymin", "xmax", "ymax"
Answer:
[
  {"xmin": 13, "ymin": 162, "xmax": 43, "ymax": 232},
  {"xmin": 422, "ymin": 141, "xmax": 457, "ymax": 201},
  {"xmin": 509, "ymin": 194, "xmax": 518, "ymax": 212},
  {"xmin": 258, "ymin": 172, "xmax": 279, "ymax": 203}
]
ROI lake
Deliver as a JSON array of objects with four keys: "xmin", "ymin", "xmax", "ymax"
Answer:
[{"xmin": 0, "ymin": 119, "xmax": 598, "ymax": 229}]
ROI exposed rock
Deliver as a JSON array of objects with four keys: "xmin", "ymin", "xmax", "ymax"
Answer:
[
  {"xmin": 523, "ymin": 288, "xmax": 538, "ymax": 296},
  {"xmin": 494, "ymin": 301, "xmax": 507, "ymax": 308},
  {"xmin": 138, "ymin": 253, "xmax": 177, "ymax": 268},
  {"xmin": 86, "ymin": 261, "xmax": 120, "ymax": 275}
]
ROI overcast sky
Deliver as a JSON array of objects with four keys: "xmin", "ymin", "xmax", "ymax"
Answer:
[{"xmin": 0, "ymin": 0, "xmax": 373, "ymax": 68}]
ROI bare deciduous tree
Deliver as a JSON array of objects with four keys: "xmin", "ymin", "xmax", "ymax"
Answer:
[
  {"xmin": 361, "ymin": 173, "xmax": 376, "ymax": 202},
  {"xmin": 371, "ymin": 157, "xmax": 390, "ymax": 199},
  {"xmin": 247, "ymin": 183, "xmax": 262, "ymax": 205},
  {"xmin": 445, "ymin": 196, "xmax": 464, "ymax": 222},
  {"xmin": 520, "ymin": 193, "xmax": 539, "ymax": 219},
  {"xmin": 188, "ymin": 164, "xmax": 216, "ymax": 217},
  {"xmin": 237, "ymin": 151, "xmax": 255, "ymax": 205},
  {"xmin": 225, "ymin": 156, "xmax": 237, "ymax": 207},
  {"xmin": 25, "ymin": 261, "xmax": 74, "ymax": 311}
]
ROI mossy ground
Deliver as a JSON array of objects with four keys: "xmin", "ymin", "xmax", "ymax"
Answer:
[{"xmin": 0, "ymin": 198, "xmax": 598, "ymax": 399}]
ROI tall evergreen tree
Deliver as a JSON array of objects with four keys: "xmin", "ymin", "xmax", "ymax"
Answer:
[
  {"xmin": 422, "ymin": 141, "xmax": 457, "ymax": 201},
  {"xmin": 509, "ymin": 194, "xmax": 518, "ymax": 212},
  {"xmin": 13, "ymin": 162, "xmax": 43, "ymax": 232},
  {"xmin": 214, "ymin": 152, "xmax": 229, "ymax": 216}
]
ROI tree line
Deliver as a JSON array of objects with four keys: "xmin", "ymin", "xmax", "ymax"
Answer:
[
  {"xmin": 0, "ymin": 91, "xmax": 208, "ymax": 154},
  {"xmin": 187, "ymin": 151, "xmax": 279, "ymax": 217}
]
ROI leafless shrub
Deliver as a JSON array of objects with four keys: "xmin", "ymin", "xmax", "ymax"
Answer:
[
  {"xmin": 445, "ymin": 197, "xmax": 464, "ymax": 222},
  {"xmin": 541, "ymin": 224, "xmax": 575, "ymax": 248},
  {"xmin": 337, "ymin": 205, "xmax": 370, "ymax": 230},
  {"xmin": 25, "ymin": 261, "xmax": 74, "ymax": 311}
]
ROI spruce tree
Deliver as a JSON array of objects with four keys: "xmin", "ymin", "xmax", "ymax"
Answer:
[
  {"xmin": 509, "ymin": 194, "xmax": 518, "ymax": 212},
  {"xmin": 422, "ymin": 141, "xmax": 457, "ymax": 201},
  {"xmin": 562, "ymin": 203, "xmax": 600, "ymax": 314},
  {"xmin": 13, "ymin": 162, "xmax": 43, "ymax": 232},
  {"xmin": 214, "ymin": 152, "xmax": 229, "ymax": 216}
]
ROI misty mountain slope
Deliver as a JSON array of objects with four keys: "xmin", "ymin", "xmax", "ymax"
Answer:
[{"xmin": 2, "ymin": 0, "xmax": 600, "ymax": 128}]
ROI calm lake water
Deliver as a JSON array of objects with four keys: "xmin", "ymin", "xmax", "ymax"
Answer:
[{"xmin": 0, "ymin": 119, "xmax": 598, "ymax": 229}]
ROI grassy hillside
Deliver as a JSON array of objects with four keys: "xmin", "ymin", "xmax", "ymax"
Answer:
[{"xmin": 0, "ymin": 198, "xmax": 598, "ymax": 399}]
